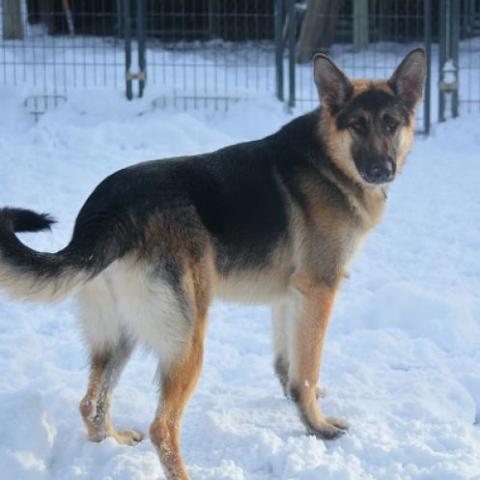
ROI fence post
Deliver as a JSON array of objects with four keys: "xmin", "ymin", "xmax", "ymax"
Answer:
[
  {"xmin": 123, "ymin": 0, "xmax": 133, "ymax": 100},
  {"xmin": 2, "ymin": 0, "xmax": 24, "ymax": 39},
  {"xmin": 450, "ymin": 0, "xmax": 460, "ymax": 118},
  {"xmin": 275, "ymin": 0, "xmax": 284, "ymax": 102},
  {"xmin": 439, "ymin": 0, "xmax": 460, "ymax": 121},
  {"xmin": 439, "ymin": 0, "xmax": 446, "ymax": 121},
  {"xmin": 353, "ymin": 0, "xmax": 369, "ymax": 52},
  {"xmin": 423, "ymin": 0, "xmax": 432, "ymax": 134},
  {"xmin": 137, "ymin": 0, "xmax": 146, "ymax": 98},
  {"xmin": 287, "ymin": 0, "xmax": 296, "ymax": 109}
]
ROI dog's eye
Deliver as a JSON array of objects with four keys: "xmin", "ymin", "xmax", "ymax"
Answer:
[
  {"xmin": 349, "ymin": 118, "xmax": 368, "ymax": 135},
  {"xmin": 383, "ymin": 116, "xmax": 399, "ymax": 134}
]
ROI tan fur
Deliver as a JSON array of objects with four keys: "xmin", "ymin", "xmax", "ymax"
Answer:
[
  {"xmin": 79, "ymin": 352, "xmax": 143, "ymax": 446},
  {"xmin": 287, "ymin": 272, "xmax": 347, "ymax": 437},
  {"xmin": 213, "ymin": 246, "xmax": 294, "ymax": 304},
  {"xmin": 271, "ymin": 300, "xmax": 291, "ymax": 393},
  {"xmin": 396, "ymin": 121, "xmax": 415, "ymax": 173},
  {"xmin": 351, "ymin": 79, "xmax": 394, "ymax": 94},
  {"xmin": 150, "ymin": 253, "xmax": 212, "ymax": 480}
]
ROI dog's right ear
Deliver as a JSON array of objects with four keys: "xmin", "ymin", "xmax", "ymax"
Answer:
[{"xmin": 313, "ymin": 54, "xmax": 353, "ymax": 113}]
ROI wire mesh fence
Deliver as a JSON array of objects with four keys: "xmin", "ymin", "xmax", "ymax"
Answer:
[
  {"xmin": 1, "ymin": 0, "xmax": 124, "ymax": 117},
  {"xmin": 143, "ymin": 0, "xmax": 277, "ymax": 110},
  {"xmin": 1, "ymin": 1, "xmax": 124, "ymax": 89},
  {"xmin": 0, "ymin": 0, "xmax": 279, "ymax": 113},
  {"xmin": 0, "ymin": 0, "xmax": 479, "ymax": 129},
  {"xmin": 459, "ymin": 0, "xmax": 480, "ymax": 113}
]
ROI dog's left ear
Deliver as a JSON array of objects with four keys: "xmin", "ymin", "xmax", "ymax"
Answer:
[{"xmin": 388, "ymin": 48, "xmax": 427, "ymax": 109}]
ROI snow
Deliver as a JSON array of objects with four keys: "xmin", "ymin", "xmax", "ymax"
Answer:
[{"xmin": 1, "ymin": 59, "xmax": 480, "ymax": 479}]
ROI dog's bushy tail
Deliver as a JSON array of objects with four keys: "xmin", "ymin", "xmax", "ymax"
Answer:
[{"xmin": 0, "ymin": 208, "xmax": 94, "ymax": 302}]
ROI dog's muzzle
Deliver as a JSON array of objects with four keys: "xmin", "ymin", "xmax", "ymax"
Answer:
[{"xmin": 361, "ymin": 157, "xmax": 396, "ymax": 185}]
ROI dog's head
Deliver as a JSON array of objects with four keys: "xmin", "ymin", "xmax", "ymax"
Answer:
[{"xmin": 314, "ymin": 49, "xmax": 426, "ymax": 187}]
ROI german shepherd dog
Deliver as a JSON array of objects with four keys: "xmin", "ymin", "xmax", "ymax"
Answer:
[{"xmin": 0, "ymin": 49, "xmax": 425, "ymax": 479}]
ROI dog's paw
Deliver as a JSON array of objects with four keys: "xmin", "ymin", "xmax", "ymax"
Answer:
[
  {"xmin": 325, "ymin": 416, "xmax": 349, "ymax": 431},
  {"xmin": 307, "ymin": 419, "xmax": 346, "ymax": 440},
  {"xmin": 112, "ymin": 428, "xmax": 144, "ymax": 446}
]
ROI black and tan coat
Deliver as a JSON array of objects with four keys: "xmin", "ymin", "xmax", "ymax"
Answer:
[{"xmin": 0, "ymin": 49, "xmax": 426, "ymax": 479}]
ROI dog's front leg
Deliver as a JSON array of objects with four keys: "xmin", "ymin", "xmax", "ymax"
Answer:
[{"xmin": 288, "ymin": 271, "xmax": 348, "ymax": 439}]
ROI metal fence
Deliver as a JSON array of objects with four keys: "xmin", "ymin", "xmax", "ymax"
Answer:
[
  {"xmin": 0, "ymin": 0, "xmax": 278, "ymax": 114},
  {"xmin": 0, "ymin": 0, "xmax": 479, "ymax": 131}
]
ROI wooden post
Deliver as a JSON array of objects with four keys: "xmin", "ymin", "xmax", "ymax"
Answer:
[
  {"xmin": 353, "ymin": 0, "xmax": 368, "ymax": 52},
  {"xmin": 296, "ymin": 0, "xmax": 344, "ymax": 64},
  {"xmin": 2, "ymin": 0, "xmax": 24, "ymax": 39}
]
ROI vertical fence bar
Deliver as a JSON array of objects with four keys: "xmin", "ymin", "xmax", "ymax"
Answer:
[
  {"xmin": 123, "ymin": 0, "xmax": 133, "ymax": 100},
  {"xmin": 137, "ymin": 0, "xmax": 146, "ymax": 97},
  {"xmin": 288, "ymin": 0, "xmax": 296, "ymax": 109},
  {"xmin": 353, "ymin": 0, "xmax": 369, "ymax": 52},
  {"xmin": 451, "ymin": 0, "xmax": 460, "ymax": 118},
  {"xmin": 439, "ymin": 0, "xmax": 447, "ymax": 121},
  {"xmin": 424, "ymin": 0, "xmax": 432, "ymax": 134},
  {"xmin": 275, "ymin": 0, "xmax": 284, "ymax": 101},
  {"xmin": 439, "ymin": 0, "xmax": 461, "ymax": 121}
]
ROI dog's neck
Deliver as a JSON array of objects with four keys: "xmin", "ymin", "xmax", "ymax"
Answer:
[
  {"xmin": 358, "ymin": 183, "xmax": 388, "ymax": 229},
  {"xmin": 317, "ymin": 156, "xmax": 388, "ymax": 230}
]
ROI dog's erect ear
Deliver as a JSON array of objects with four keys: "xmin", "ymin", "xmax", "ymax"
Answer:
[
  {"xmin": 313, "ymin": 54, "xmax": 353, "ymax": 113},
  {"xmin": 388, "ymin": 48, "xmax": 426, "ymax": 109}
]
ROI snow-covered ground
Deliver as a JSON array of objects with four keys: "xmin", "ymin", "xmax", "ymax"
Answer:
[{"xmin": 1, "ymin": 70, "xmax": 480, "ymax": 480}]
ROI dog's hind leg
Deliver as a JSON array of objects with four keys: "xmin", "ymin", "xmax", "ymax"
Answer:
[
  {"xmin": 77, "ymin": 273, "xmax": 142, "ymax": 446},
  {"xmin": 79, "ymin": 338, "xmax": 142, "ymax": 445},
  {"xmin": 148, "ymin": 258, "xmax": 212, "ymax": 480},
  {"xmin": 150, "ymin": 322, "xmax": 206, "ymax": 480}
]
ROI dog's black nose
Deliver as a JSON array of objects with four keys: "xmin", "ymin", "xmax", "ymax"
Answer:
[{"xmin": 365, "ymin": 159, "xmax": 395, "ymax": 184}]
